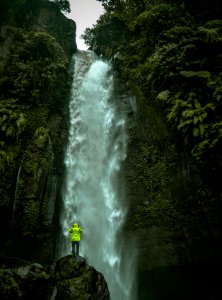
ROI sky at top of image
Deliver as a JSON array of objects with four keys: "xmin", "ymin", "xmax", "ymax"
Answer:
[{"xmin": 66, "ymin": 0, "xmax": 104, "ymax": 50}]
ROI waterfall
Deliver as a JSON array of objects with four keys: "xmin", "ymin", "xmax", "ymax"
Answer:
[
  {"xmin": 43, "ymin": 175, "xmax": 59, "ymax": 227},
  {"xmin": 60, "ymin": 50, "xmax": 135, "ymax": 300},
  {"xmin": 12, "ymin": 164, "xmax": 22, "ymax": 229}
]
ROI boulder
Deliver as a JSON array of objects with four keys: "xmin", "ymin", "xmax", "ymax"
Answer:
[{"xmin": 0, "ymin": 255, "xmax": 110, "ymax": 300}]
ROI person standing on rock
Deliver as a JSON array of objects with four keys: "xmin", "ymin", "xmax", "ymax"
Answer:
[{"xmin": 68, "ymin": 223, "xmax": 83, "ymax": 256}]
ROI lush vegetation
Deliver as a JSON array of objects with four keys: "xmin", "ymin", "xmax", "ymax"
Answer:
[
  {"xmin": 0, "ymin": 26, "xmax": 68, "ymax": 170},
  {"xmin": 83, "ymin": 0, "xmax": 222, "ymax": 169},
  {"xmin": 54, "ymin": 0, "xmax": 71, "ymax": 13},
  {"xmin": 0, "ymin": 21, "xmax": 70, "ymax": 241},
  {"xmin": 82, "ymin": 1, "xmax": 222, "ymax": 239}
]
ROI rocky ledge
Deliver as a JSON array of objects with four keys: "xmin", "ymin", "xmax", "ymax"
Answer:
[{"xmin": 0, "ymin": 255, "xmax": 110, "ymax": 300}]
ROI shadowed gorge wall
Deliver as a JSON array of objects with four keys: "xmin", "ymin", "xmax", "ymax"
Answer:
[{"xmin": 0, "ymin": 1, "xmax": 76, "ymax": 263}]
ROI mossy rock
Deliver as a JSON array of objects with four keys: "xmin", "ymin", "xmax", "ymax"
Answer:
[
  {"xmin": 0, "ymin": 269, "xmax": 20, "ymax": 299},
  {"xmin": 54, "ymin": 256, "xmax": 86, "ymax": 280}
]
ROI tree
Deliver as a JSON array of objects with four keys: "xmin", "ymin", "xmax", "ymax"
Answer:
[
  {"xmin": 54, "ymin": 0, "xmax": 71, "ymax": 13},
  {"xmin": 80, "ymin": 27, "xmax": 95, "ymax": 47}
]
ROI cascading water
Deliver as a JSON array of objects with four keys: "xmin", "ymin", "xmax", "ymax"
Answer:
[
  {"xmin": 59, "ymin": 50, "xmax": 135, "ymax": 300},
  {"xmin": 12, "ymin": 164, "xmax": 22, "ymax": 229}
]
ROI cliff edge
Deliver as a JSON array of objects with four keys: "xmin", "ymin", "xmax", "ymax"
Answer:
[{"xmin": 0, "ymin": 255, "xmax": 110, "ymax": 300}]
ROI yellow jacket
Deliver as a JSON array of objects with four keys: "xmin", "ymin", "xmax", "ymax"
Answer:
[{"xmin": 68, "ymin": 223, "xmax": 83, "ymax": 242}]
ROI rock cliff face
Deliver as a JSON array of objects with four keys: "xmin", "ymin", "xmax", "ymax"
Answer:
[
  {"xmin": 92, "ymin": 18, "xmax": 222, "ymax": 300},
  {"xmin": 0, "ymin": 255, "xmax": 110, "ymax": 300},
  {"xmin": 0, "ymin": 1, "xmax": 76, "ymax": 263},
  {"xmin": 4, "ymin": 1, "xmax": 77, "ymax": 58}
]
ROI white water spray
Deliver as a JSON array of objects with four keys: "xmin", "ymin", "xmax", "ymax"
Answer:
[{"xmin": 60, "ymin": 51, "xmax": 135, "ymax": 300}]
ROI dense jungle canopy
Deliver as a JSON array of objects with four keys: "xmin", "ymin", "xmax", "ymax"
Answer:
[{"xmin": 82, "ymin": 0, "xmax": 222, "ymax": 184}]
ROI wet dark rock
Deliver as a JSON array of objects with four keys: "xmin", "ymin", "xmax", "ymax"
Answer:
[
  {"xmin": 0, "ymin": 255, "xmax": 110, "ymax": 300},
  {"xmin": 54, "ymin": 256, "xmax": 110, "ymax": 300}
]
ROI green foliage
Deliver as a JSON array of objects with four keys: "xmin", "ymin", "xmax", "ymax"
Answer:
[
  {"xmin": 180, "ymin": 71, "xmax": 211, "ymax": 78},
  {"xmin": 96, "ymin": 0, "xmax": 124, "ymax": 14},
  {"xmin": 80, "ymin": 27, "xmax": 95, "ymax": 47},
  {"xmin": 23, "ymin": 150, "xmax": 38, "ymax": 178},
  {"xmin": 22, "ymin": 200, "xmax": 40, "ymax": 236},
  {"xmin": 136, "ymin": 144, "xmax": 170, "ymax": 196},
  {"xmin": 34, "ymin": 127, "xmax": 49, "ymax": 137},
  {"xmin": 0, "ymin": 25, "xmax": 69, "ymax": 180},
  {"xmin": 87, "ymin": 0, "xmax": 222, "ymax": 256},
  {"xmin": 0, "ymin": 7, "xmax": 71, "ymax": 242},
  {"xmin": 14, "ymin": 139, "xmax": 53, "ymax": 237},
  {"xmin": 34, "ymin": 127, "xmax": 49, "ymax": 148},
  {"xmin": 130, "ymin": 2, "xmax": 187, "ymax": 30},
  {"xmin": 54, "ymin": 0, "xmax": 71, "ymax": 13},
  {"xmin": 133, "ymin": 141, "xmax": 182, "ymax": 227},
  {"xmin": 26, "ymin": 106, "xmax": 48, "ymax": 132},
  {"xmin": 90, "ymin": 1, "xmax": 222, "ymax": 166},
  {"xmin": 0, "ymin": 27, "xmax": 68, "ymax": 110},
  {"xmin": 166, "ymin": 97, "xmax": 215, "ymax": 144},
  {"xmin": 0, "ymin": 146, "xmax": 20, "ymax": 172},
  {"xmin": 0, "ymin": 141, "xmax": 21, "ymax": 213},
  {"xmin": 157, "ymin": 90, "xmax": 170, "ymax": 102},
  {"xmin": 128, "ymin": 17, "xmax": 222, "ymax": 161},
  {"xmin": 0, "ymin": 99, "xmax": 27, "ymax": 140},
  {"xmin": 197, "ymin": 25, "xmax": 221, "ymax": 43},
  {"xmin": 0, "ymin": 269, "xmax": 19, "ymax": 298},
  {"xmin": 135, "ymin": 196, "xmax": 182, "ymax": 227},
  {"xmin": 89, "ymin": 1, "xmax": 222, "ymax": 235}
]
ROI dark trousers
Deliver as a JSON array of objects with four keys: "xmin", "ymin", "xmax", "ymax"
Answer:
[{"xmin": 72, "ymin": 241, "xmax": 80, "ymax": 256}]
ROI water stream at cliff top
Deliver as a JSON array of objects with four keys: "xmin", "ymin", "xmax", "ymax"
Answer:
[{"xmin": 59, "ymin": 50, "xmax": 135, "ymax": 300}]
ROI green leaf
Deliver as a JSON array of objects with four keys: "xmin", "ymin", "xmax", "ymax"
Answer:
[
  {"xmin": 182, "ymin": 109, "xmax": 194, "ymax": 118},
  {"xmin": 177, "ymin": 119, "xmax": 193, "ymax": 129},
  {"xmin": 180, "ymin": 70, "xmax": 211, "ymax": 78},
  {"xmin": 193, "ymin": 127, "xmax": 199, "ymax": 137},
  {"xmin": 2, "ymin": 114, "xmax": 8, "ymax": 122},
  {"xmin": 1, "ymin": 123, "xmax": 7, "ymax": 132},
  {"xmin": 16, "ymin": 113, "xmax": 26, "ymax": 129},
  {"xmin": 194, "ymin": 99, "xmax": 201, "ymax": 108},
  {"xmin": 193, "ymin": 116, "xmax": 199, "ymax": 125},
  {"xmin": 6, "ymin": 126, "xmax": 14, "ymax": 137},
  {"xmin": 199, "ymin": 124, "xmax": 206, "ymax": 136},
  {"xmin": 157, "ymin": 90, "xmax": 170, "ymax": 101},
  {"xmin": 212, "ymin": 121, "xmax": 222, "ymax": 128}
]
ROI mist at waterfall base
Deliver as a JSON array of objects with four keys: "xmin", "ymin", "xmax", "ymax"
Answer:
[{"xmin": 59, "ymin": 51, "xmax": 136, "ymax": 300}]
